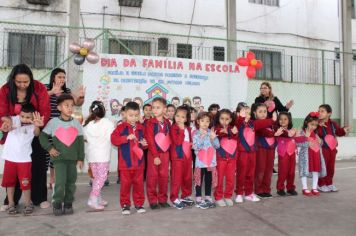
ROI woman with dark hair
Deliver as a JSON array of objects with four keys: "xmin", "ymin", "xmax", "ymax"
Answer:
[
  {"xmin": 255, "ymin": 82, "xmax": 294, "ymax": 118},
  {"xmin": 0, "ymin": 64, "xmax": 51, "ymax": 210},
  {"xmin": 45, "ymin": 68, "xmax": 85, "ymax": 188}
]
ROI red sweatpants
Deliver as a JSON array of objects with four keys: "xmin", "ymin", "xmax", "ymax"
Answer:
[
  {"xmin": 120, "ymin": 169, "xmax": 145, "ymax": 207},
  {"xmin": 255, "ymin": 148, "xmax": 275, "ymax": 194},
  {"xmin": 235, "ymin": 152, "xmax": 256, "ymax": 196},
  {"xmin": 215, "ymin": 158, "xmax": 236, "ymax": 200},
  {"xmin": 146, "ymin": 151, "xmax": 170, "ymax": 204},
  {"xmin": 276, "ymin": 154, "xmax": 296, "ymax": 191},
  {"xmin": 318, "ymin": 148, "xmax": 337, "ymax": 186},
  {"xmin": 170, "ymin": 158, "xmax": 192, "ymax": 202}
]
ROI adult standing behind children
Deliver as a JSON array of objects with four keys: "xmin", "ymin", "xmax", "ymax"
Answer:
[{"xmin": 0, "ymin": 64, "xmax": 50, "ymax": 210}]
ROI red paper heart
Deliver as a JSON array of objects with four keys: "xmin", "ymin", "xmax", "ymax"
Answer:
[
  {"xmin": 154, "ymin": 133, "xmax": 171, "ymax": 152},
  {"xmin": 54, "ymin": 126, "xmax": 78, "ymax": 147},
  {"xmin": 286, "ymin": 140, "xmax": 296, "ymax": 155},
  {"xmin": 14, "ymin": 104, "xmax": 22, "ymax": 115},
  {"xmin": 277, "ymin": 139, "xmax": 287, "ymax": 157},
  {"xmin": 243, "ymin": 127, "xmax": 255, "ymax": 146},
  {"xmin": 324, "ymin": 134, "xmax": 337, "ymax": 150},
  {"xmin": 265, "ymin": 137, "xmax": 275, "ymax": 146},
  {"xmin": 198, "ymin": 147, "xmax": 214, "ymax": 166},
  {"xmin": 182, "ymin": 141, "xmax": 192, "ymax": 158},
  {"xmin": 264, "ymin": 100, "xmax": 276, "ymax": 113},
  {"xmin": 220, "ymin": 138, "xmax": 237, "ymax": 155},
  {"xmin": 132, "ymin": 144, "xmax": 143, "ymax": 160}
]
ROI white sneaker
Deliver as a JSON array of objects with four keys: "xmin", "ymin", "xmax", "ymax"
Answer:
[
  {"xmin": 0, "ymin": 205, "xmax": 9, "ymax": 212},
  {"xmin": 215, "ymin": 199, "xmax": 227, "ymax": 207},
  {"xmin": 234, "ymin": 195, "xmax": 244, "ymax": 204},
  {"xmin": 244, "ymin": 194, "xmax": 261, "ymax": 202},
  {"xmin": 327, "ymin": 185, "xmax": 339, "ymax": 192},
  {"xmin": 87, "ymin": 197, "xmax": 105, "ymax": 211},
  {"xmin": 225, "ymin": 199, "xmax": 234, "ymax": 207},
  {"xmin": 318, "ymin": 185, "xmax": 331, "ymax": 193}
]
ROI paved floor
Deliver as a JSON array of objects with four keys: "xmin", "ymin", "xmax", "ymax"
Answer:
[{"xmin": 0, "ymin": 161, "xmax": 356, "ymax": 236}]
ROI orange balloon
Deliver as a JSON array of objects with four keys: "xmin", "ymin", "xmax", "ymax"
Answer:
[
  {"xmin": 79, "ymin": 48, "xmax": 88, "ymax": 56},
  {"xmin": 250, "ymin": 59, "xmax": 257, "ymax": 66}
]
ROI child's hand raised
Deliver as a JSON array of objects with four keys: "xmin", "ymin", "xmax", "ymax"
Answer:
[
  {"xmin": 127, "ymin": 134, "xmax": 136, "ymax": 141},
  {"xmin": 49, "ymin": 148, "xmax": 60, "ymax": 157},
  {"xmin": 344, "ymin": 126, "xmax": 352, "ymax": 133},
  {"xmin": 154, "ymin": 157, "xmax": 161, "ymax": 166},
  {"xmin": 272, "ymin": 112, "xmax": 278, "ymax": 122},
  {"xmin": 32, "ymin": 112, "xmax": 44, "ymax": 127},
  {"xmin": 274, "ymin": 127, "xmax": 284, "ymax": 136},
  {"xmin": 288, "ymin": 128, "xmax": 297, "ymax": 137},
  {"xmin": 210, "ymin": 128, "xmax": 217, "ymax": 140},
  {"xmin": 139, "ymin": 138, "xmax": 148, "ymax": 146},
  {"xmin": 77, "ymin": 161, "xmax": 84, "ymax": 170},
  {"xmin": 231, "ymin": 126, "xmax": 238, "ymax": 135}
]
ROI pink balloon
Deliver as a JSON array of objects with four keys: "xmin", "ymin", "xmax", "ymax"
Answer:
[
  {"xmin": 220, "ymin": 138, "xmax": 237, "ymax": 155},
  {"xmin": 236, "ymin": 57, "xmax": 250, "ymax": 66},
  {"xmin": 82, "ymin": 39, "xmax": 95, "ymax": 51},
  {"xmin": 246, "ymin": 66, "xmax": 256, "ymax": 79},
  {"xmin": 246, "ymin": 51, "xmax": 255, "ymax": 61},
  {"xmin": 69, "ymin": 42, "xmax": 81, "ymax": 54},
  {"xmin": 86, "ymin": 51, "xmax": 100, "ymax": 64},
  {"xmin": 154, "ymin": 133, "xmax": 171, "ymax": 152}
]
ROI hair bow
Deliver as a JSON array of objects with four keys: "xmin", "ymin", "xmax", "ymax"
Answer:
[{"xmin": 309, "ymin": 112, "xmax": 319, "ymax": 117}]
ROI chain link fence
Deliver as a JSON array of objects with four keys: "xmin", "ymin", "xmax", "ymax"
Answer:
[{"xmin": 0, "ymin": 21, "xmax": 354, "ymax": 133}]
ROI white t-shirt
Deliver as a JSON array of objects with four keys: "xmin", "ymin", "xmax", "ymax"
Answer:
[
  {"xmin": 84, "ymin": 118, "xmax": 115, "ymax": 163},
  {"xmin": 184, "ymin": 128, "xmax": 190, "ymax": 142},
  {"xmin": 1, "ymin": 116, "xmax": 35, "ymax": 163}
]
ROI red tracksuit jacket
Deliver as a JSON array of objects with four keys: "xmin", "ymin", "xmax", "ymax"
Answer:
[
  {"xmin": 317, "ymin": 119, "xmax": 345, "ymax": 150},
  {"xmin": 256, "ymin": 127, "xmax": 276, "ymax": 149},
  {"xmin": 169, "ymin": 124, "xmax": 192, "ymax": 161},
  {"xmin": 111, "ymin": 122, "xmax": 146, "ymax": 170},
  {"xmin": 215, "ymin": 125, "xmax": 238, "ymax": 158},
  {"xmin": 235, "ymin": 116, "xmax": 274, "ymax": 152},
  {"xmin": 145, "ymin": 117, "xmax": 171, "ymax": 157}
]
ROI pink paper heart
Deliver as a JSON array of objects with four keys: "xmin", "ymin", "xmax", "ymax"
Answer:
[
  {"xmin": 309, "ymin": 139, "xmax": 320, "ymax": 153},
  {"xmin": 182, "ymin": 141, "xmax": 192, "ymax": 158},
  {"xmin": 286, "ymin": 140, "xmax": 296, "ymax": 155},
  {"xmin": 198, "ymin": 147, "xmax": 214, "ymax": 166},
  {"xmin": 265, "ymin": 137, "xmax": 275, "ymax": 146},
  {"xmin": 243, "ymin": 127, "xmax": 255, "ymax": 146},
  {"xmin": 220, "ymin": 138, "xmax": 237, "ymax": 155},
  {"xmin": 277, "ymin": 140, "xmax": 287, "ymax": 157},
  {"xmin": 264, "ymin": 100, "xmax": 276, "ymax": 113},
  {"xmin": 324, "ymin": 134, "xmax": 337, "ymax": 150},
  {"xmin": 132, "ymin": 144, "xmax": 143, "ymax": 160},
  {"xmin": 54, "ymin": 127, "xmax": 78, "ymax": 147},
  {"xmin": 14, "ymin": 104, "xmax": 22, "ymax": 115},
  {"xmin": 154, "ymin": 133, "xmax": 171, "ymax": 152}
]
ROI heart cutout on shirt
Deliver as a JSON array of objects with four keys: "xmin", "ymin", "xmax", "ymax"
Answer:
[
  {"xmin": 54, "ymin": 126, "xmax": 78, "ymax": 147},
  {"xmin": 324, "ymin": 134, "xmax": 337, "ymax": 150},
  {"xmin": 243, "ymin": 127, "xmax": 255, "ymax": 146},
  {"xmin": 14, "ymin": 104, "xmax": 22, "ymax": 115},
  {"xmin": 220, "ymin": 138, "xmax": 237, "ymax": 155},
  {"xmin": 264, "ymin": 100, "xmax": 276, "ymax": 113},
  {"xmin": 182, "ymin": 141, "xmax": 192, "ymax": 158},
  {"xmin": 265, "ymin": 137, "xmax": 275, "ymax": 146},
  {"xmin": 132, "ymin": 144, "xmax": 143, "ymax": 160},
  {"xmin": 198, "ymin": 147, "xmax": 214, "ymax": 166},
  {"xmin": 154, "ymin": 133, "xmax": 171, "ymax": 152},
  {"xmin": 286, "ymin": 140, "xmax": 296, "ymax": 155},
  {"xmin": 309, "ymin": 139, "xmax": 320, "ymax": 153}
]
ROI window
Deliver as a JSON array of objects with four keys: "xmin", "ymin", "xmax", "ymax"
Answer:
[
  {"xmin": 213, "ymin": 46, "xmax": 225, "ymax": 61},
  {"xmin": 177, "ymin": 44, "xmax": 192, "ymax": 59},
  {"xmin": 353, "ymin": 0, "xmax": 356, "ymax": 19},
  {"xmin": 109, "ymin": 39, "xmax": 151, "ymax": 56},
  {"xmin": 335, "ymin": 48, "xmax": 356, "ymax": 60},
  {"xmin": 7, "ymin": 33, "xmax": 58, "ymax": 69},
  {"xmin": 251, "ymin": 49, "xmax": 282, "ymax": 80},
  {"xmin": 249, "ymin": 0, "xmax": 279, "ymax": 7}
]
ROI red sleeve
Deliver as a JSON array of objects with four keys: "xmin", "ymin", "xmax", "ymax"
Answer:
[
  {"xmin": 256, "ymin": 128, "xmax": 274, "ymax": 137},
  {"xmin": 170, "ymin": 124, "xmax": 184, "ymax": 145},
  {"xmin": 254, "ymin": 119, "xmax": 274, "ymax": 131},
  {"xmin": 111, "ymin": 124, "xmax": 129, "ymax": 146},
  {"xmin": 34, "ymin": 81, "xmax": 51, "ymax": 125},
  {"xmin": 215, "ymin": 126, "xmax": 228, "ymax": 138},
  {"xmin": 234, "ymin": 116, "xmax": 245, "ymax": 129},
  {"xmin": 332, "ymin": 120, "xmax": 346, "ymax": 137},
  {"xmin": 145, "ymin": 120, "xmax": 159, "ymax": 157},
  {"xmin": 294, "ymin": 136, "xmax": 308, "ymax": 143},
  {"xmin": 0, "ymin": 85, "xmax": 10, "ymax": 128}
]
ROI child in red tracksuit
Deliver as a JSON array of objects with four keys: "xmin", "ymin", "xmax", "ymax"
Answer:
[
  {"xmin": 317, "ymin": 104, "xmax": 351, "ymax": 192},
  {"xmin": 252, "ymin": 103, "xmax": 281, "ymax": 199},
  {"xmin": 234, "ymin": 106, "xmax": 275, "ymax": 203},
  {"xmin": 213, "ymin": 109, "xmax": 238, "ymax": 207},
  {"xmin": 170, "ymin": 105, "xmax": 194, "ymax": 209},
  {"xmin": 145, "ymin": 97, "xmax": 171, "ymax": 209},
  {"xmin": 111, "ymin": 102, "xmax": 147, "ymax": 215},
  {"xmin": 275, "ymin": 112, "xmax": 306, "ymax": 197}
]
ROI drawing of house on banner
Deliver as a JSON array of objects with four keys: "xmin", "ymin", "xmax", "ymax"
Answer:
[{"xmin": 144, "ymin": 83, "xmax": 169, "ymax": 104}]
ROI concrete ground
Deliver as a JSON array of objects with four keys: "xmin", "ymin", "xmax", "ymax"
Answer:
[{"xmin": 0, "ymin": 161, "xmax": 355, "ymax": 236}]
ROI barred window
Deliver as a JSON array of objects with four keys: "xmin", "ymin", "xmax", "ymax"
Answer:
[
  {"xmin": 109, "ymin": 39, "xmax": 151, "ymax": 56},
  {"xmin": 251, "ymin": 49, "xmax": 282, "ymax": 80},
  {"xmin": 177, "ymin": 43, "xmax": 192, "ymax": 59},
  {"xmin": 213, "ymin": 46, "xmax": 225, "ymax": 61},
  {"xmin": 249, "ymin": 0, "xmax": 279, "ymax": 7},
  {"xmin": 7, "ymin": 33, "xmax": 57, "ymax": 69}
]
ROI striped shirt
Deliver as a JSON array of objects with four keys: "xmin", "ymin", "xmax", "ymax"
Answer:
[{"xmin": 46, "ymin": 84, "xmax": 71, "ymax": 119}]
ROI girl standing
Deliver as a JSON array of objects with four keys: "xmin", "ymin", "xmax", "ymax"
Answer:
[{"xmin": 84, "ymin": 101, "xmax": 115, "ymax": 210}]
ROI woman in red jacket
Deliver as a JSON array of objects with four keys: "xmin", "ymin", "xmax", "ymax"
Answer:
[{"xmin": 0, "ymin": 64, "xmax": 50, "ymax": 210}]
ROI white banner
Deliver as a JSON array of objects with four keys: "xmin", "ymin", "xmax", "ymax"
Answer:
[{"xmin": 82, "ymin": 54, "xmax": 248, "ymax": 121}]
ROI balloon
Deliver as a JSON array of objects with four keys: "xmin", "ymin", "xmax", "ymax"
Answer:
[
  {"xmin": 69, "ymin": 42, "xmax": 81, "ymax": 54},
  {"xmin": 246, "ymin": 51, "xmax": 255, "ymax": 60},
  {"xmin": 246, "ymin": 66, "xmax": 256, "ymax": 79},
  {"xmin": 79, "ymin": 48, "xmax": 88, "ymax": 56},
  {"xmin": 73, "ymin": 54, "xmax": 85, "ymax": 65},
  {"xmin": 86, "ymin": 51, "xmax": 100, "ymax": 64},
  {"xmin": 236, "ymin": 57, "xmax": 249, "ymax": 66},
  {"xmin": 255, "ymin": 60, "xmax": 263, "ymax": 69},
  {"xmin": 82, "ymin": 39, "xmax": 95, "ymax": 51}
]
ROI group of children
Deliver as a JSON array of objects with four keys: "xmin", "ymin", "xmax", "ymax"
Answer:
[{"xmin": 1, "ymin": 93, "xmax": 351, "ymax": 216}]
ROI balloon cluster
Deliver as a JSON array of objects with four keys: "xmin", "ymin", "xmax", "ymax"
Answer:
[
  {"xmin": 69, "ymin": 39, "xmax": 99, "ymax": 65},
  {"xmin": 236, "ymin": 52, "xmax": 263, "ymax": 79}
]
